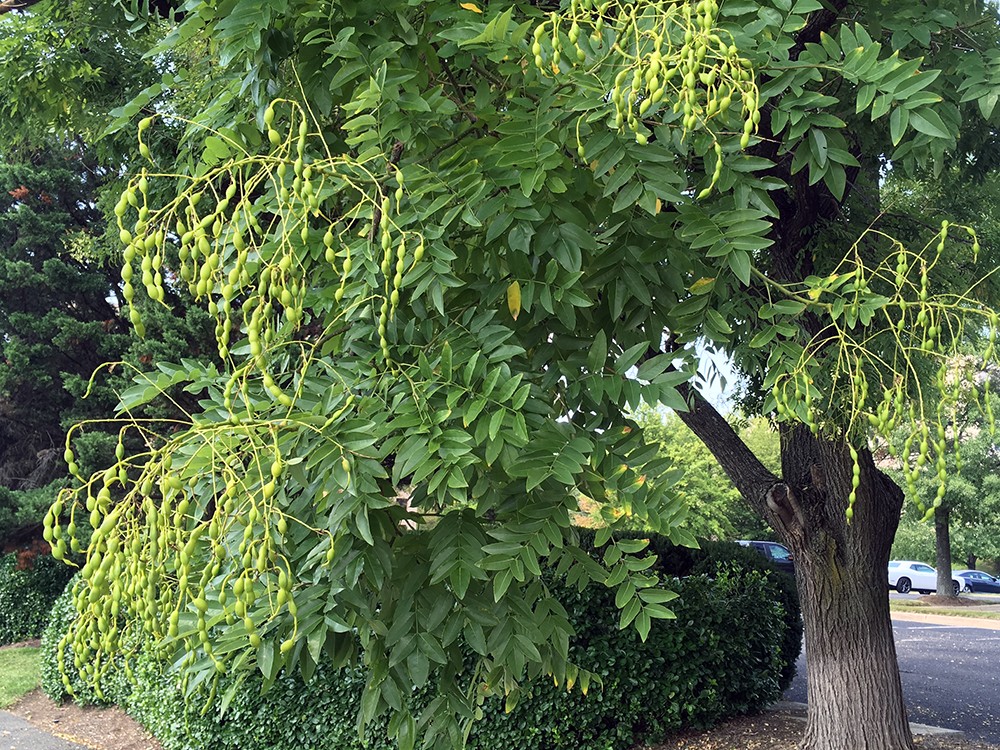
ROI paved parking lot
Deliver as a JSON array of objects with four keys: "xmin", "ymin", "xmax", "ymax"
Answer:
[{"xmin": 785, "ymin": 611, "xmax": 1000, "ymax": 742}]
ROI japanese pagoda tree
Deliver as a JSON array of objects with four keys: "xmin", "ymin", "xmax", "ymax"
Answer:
[{"xmin": 19, "ymin": 0, "xmax": 1000, "ymax": 749}]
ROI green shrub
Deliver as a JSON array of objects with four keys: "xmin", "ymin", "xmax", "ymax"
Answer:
[
  {"xmin": 0, "ymin": 551, "xmax": 75, "ymax": 645},
  {"xmin": 42, "ymin": 531, "xmax": 794, "ymax": 750},
  {"xmin": 689, "ymin": 539, "xmax": 802, "ymax": 690},
  {"xmin": 575, "ymin": 529, "xmax": 802, "ymax": 692},
  {"xmin": 464, "ymin": 569, "xmax": 785, "ymax": 750}
]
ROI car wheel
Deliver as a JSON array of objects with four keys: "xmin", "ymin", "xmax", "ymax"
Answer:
[
  {"xmin": 964, "ymin": 584, "xmax": 973, "ymax": 594},
  {"xmin": 896, "ymin": 578, "xmax": 911, "ymax": 594},
  {"xmin": 953, "ymin": 581, "xmax": 961, "ymax": 596}
]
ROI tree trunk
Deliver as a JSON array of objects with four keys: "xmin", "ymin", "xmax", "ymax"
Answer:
[
  {"xmin": 0, "ymin": 0, "xmax": 44, "ymax": 16},
  {"xmin": 675, "ymin": 384, "xmax": 914, "ymax": 750},
  {"xmin": 934, "ymin": 507, "xmax": 955, "ymax": 597},
  {"xmin": 967, "ymin": 553, "xmax": 977, "ymax": 571}
]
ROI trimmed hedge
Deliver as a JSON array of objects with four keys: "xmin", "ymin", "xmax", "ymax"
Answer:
[
  {"xmin": 42, "ymin": 532, "xmax": 799, "ymax": 750},
  {"xmin": 0, "ymin": 551, "xmax": 75, "ymax": 645},
  {"xmin": 578, "ymin": 530, "xmax": 802, "ymax": 691}
]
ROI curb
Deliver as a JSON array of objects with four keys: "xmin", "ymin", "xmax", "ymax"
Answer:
[
  {"xmin": 770, "ymin": 701, "xmax": 965, "ymax": 739},
  {"xmin": 891, "ymin": 610, "xmax": 1000, "ymax": 630}
]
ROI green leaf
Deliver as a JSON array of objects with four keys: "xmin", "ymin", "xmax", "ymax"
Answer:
[
  {"xmin": 258, "ymin": 639, "xmax": 277, "ymax": 680},
  {"xmin": 418, "ymin": 632, "xmax": 448, "ymax": 664},
  {"xmin": 612, "ymin": 181, "xmax": 644, "ymax": 213},
  {"xmin": 908, "ymin": 107, "xmax": 951, "ymax": 139},
  {"xmin": 808, "ymin": 128, "xmax": 828, "ymax": 168},
  {"xmin": 618, "ymin": 597, "xmax": 641, "ymax": 629},
  {"xmin": 749, "ymin": 326, "xmax": 777, "ymax": 348},
  {"xmin": 488, "ymin": 408, "xmax": 505, "ymax": 441},
  {"xmin": 823, "ymin": 164, "xmax": 847, "ymax": 201},
  {"xmin": 643, "ymin": 603, "xmax": 677, "ymax": 619},
  {"xmin": 889, "ymin": 105, "xmax": 908, "ymax": 146},
  {"xmin": 635, "ymin": 609, "xmax": 652, "ymax": 641},
  {"xmin": 706, "ymin": 308, "xmax": 734, "ymax": 334},
  {"xmin": 819, "ymin": 31, "xmax": 840, "ymax": 59},
  {"xmin": 588, "ymin": 329, "xmax": 607, "ymax": 374},
  {"xmin": 356, "ymin": 507, "xmax": 374, "ymax": 545},
  {"xmin": 855, "ymin": 83, "xmax": 877, "ymax": 113},
  {"xmin": 440, "ymin": 342, "xmax": 452, "ymax": 381},
  {"xmin": 397, "ymin": 713, "xmax": 416, "ymax": 750},
  {"xmin": 728, "ymin": 250, "xmax": 752, "ymax": 285},
  {"xmin": 616, "ymin": 342, "xmax": 648, "ymax": 373},
  {"xmin": 892, "ymin": 68, "xmax": 940, "ymax": 100},
  {"xmin": 638, "ymin": 588, "xmax": 680, "ymax": 604},
  {"xmin": 493, "ymin": 568, "xmax": 513, "ymax": 602}
]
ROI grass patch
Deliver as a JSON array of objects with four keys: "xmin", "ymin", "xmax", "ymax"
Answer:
[
  {"xmin": 889, "ymin": 602, "xmax": 1000, "ymax": 620},
  {"xmin": 0, "ymin": 648, "xmax": 41, "ymax": 708}
]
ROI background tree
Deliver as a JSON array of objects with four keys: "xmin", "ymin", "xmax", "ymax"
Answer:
[
  {"xmin": 633, "ymin": 405, "xmax": 777, "ymax": 540},
  {"xmin": 889, "ymin": 384, "xmax": 1000, "ymax": 581},
  {"xmin": 890, "ymin": 462, "xmax": 1000, "ymax": 574},
  {"xmin": 0, "ymin": 148, "xmax": 129, "ymax": 541},
  {"xmin": 18, "ymin": 1, "xmax": 1000, "ymax": 750},
  {"xmin": 0, "ymin": 2, "xmax": 223, "ymax": 546}
]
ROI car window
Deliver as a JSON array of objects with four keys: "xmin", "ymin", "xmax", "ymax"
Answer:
[
  {"xmin": 888, "ymin": 562, "xmax": 900, "ymax": 568},
  {"xmin": 768, "ymin": 544, "xmax": 792, "ymax": 561},
  {"xmin": 914, "ymin": 564, "xmax": 934, "ymax": 572}
]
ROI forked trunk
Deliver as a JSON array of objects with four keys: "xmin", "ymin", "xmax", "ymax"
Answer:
[{"xmin": 675, "ymin": 389, "xmax": 914, "ymax": 750}]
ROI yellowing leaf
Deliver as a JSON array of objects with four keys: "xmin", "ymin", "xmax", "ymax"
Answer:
[
  {"xmin": 689, "ymin": 277, "xmax": 716, "ymax": 295},
  {"xmin": 460, "ymin": 2, "xmax": 482, "ymax": 11},
  {"xmin": 507, "ymin": 281, "xmax": 521, "ymax": 320},
  {"xmin": 655, "ymin": 197, "xmax": 662, "ymax": 214}
]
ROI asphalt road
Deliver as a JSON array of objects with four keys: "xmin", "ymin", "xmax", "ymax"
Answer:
[{"xmin": 785, "ymin": 617, "xmax": 1000, "ymax": 742}]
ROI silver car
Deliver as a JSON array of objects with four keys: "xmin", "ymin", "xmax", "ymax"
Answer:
[{"xmin": 888, "ymin": 560, "xmax": 961, "ymax": 595}]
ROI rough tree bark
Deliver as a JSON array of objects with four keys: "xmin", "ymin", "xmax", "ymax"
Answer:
[
  {"xmin": 934, "ymin": 507, "xmax": 956, "ymax": 597},
  {"xmin": 0, "ymin": 0, "xmax": 44, "ymax": 16},
  {"xmin": 676, "ymin": 383, "xmax": 914, "ymax": 750}
]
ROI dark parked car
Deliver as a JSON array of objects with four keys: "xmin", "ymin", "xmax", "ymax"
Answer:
[
  {"xmin": 954, "ymin": 570, "xmax": 1000, "ymax": 594},
  {"xmin": 737, "ymin": 540, "xmax": 795, "ymax": 576}
]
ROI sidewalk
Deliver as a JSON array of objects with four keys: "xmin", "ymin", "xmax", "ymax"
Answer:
[{"xmin": 0, "ymin": 711, "xmax": 89, "ymax": 750}]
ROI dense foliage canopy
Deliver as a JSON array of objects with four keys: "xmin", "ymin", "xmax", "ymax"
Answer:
[{"xmin": 10, "ymin": 0, "xmax": 1000, "ymax": 747}]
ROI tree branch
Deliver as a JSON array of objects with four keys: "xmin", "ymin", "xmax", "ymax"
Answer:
[
  {"xmin": 0, "ymin": 0, "xmax": 43, "ymax": 15},
  {"xmin": 789, "ymin": 0, "xmax": 852, "ymax": 61},
  {"xmin": 673, "ymin": 380, "xmax": 780, "ymax": 515}
]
